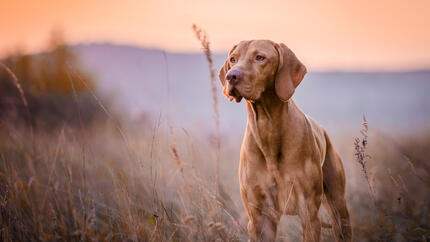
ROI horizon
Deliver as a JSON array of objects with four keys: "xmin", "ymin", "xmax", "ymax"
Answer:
[{"xmin": 5, "ymin": 41, "xmax": 430, "ymax": 73}]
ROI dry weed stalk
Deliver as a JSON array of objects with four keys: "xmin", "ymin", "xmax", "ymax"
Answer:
[
  {"xmin": 0, "ymin": 62, "xmax": 34, "ymax": 151},
  {"xmin": 0, "ymin": 63, "xmax": 29, "ymax": 108},
  {"xmin": 354, "ymin": 115, "xmax": 376, "ymax": 204},
  {"xmin": 169, "ymin": 133, "xmax": 185, "ymax": 179},
  {"xmin": 191, "ymin": 24, "xmax": 221, "ymax": 193},
  {"xmin": 161, "ymin": 50, "xmax": 185, "ymax": 180}
]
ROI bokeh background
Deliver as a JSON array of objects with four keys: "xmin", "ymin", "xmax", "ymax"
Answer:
[{"xmin": 1, "ymin": 0, "xmax": 429, "ymax": 241}]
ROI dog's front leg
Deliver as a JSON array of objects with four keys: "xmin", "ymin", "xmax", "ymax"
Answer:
[
  {"xmin": 243, "ymin": 191, "xmax": 280, "ymax": 242},
  {"xmin": 240, "ymin": 167, "xmax": 280, "ymax": 241},
  {"xmin": 298, "ymin": 196, "xmax": 321, "ymax": 241},
  {"xmin": 296, "ymin": 182, "xmax": 323, "ymax": 242}
]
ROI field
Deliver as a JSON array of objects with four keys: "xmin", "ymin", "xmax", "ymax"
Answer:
[
  {"xmin": 1, "ymin": 31, "xmax": 429, "ymax": 241},
  {"xmin": 1, "ymin": 96, "xmax": 430, "ymax": 241}
]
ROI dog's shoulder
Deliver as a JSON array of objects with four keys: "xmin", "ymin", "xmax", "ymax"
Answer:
[{"xmin": 304, "ymin": 114, "xmax": 327, "ymax": 165}]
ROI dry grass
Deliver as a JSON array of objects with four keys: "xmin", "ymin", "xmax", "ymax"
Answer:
[
  {"xmin": 1, "ymin": 84, "xmax": 430, "ymax": 242},
  {"xmin": 1, "ymin": 33, "xmax": 429, "ymax": 241},
  {"xmin": 349, "ymin": 125, "xmax": 430, "ymax": 241},
  {"xmin": 0, "ymin": 62, "xmax": 246, "ymax": 241},
  {"xmin": 0, "ymin": 115, "xmax": 247, "ymax": 241}
]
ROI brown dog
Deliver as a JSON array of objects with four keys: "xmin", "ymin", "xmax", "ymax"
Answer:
[{"xmin": 218, "ymin": 40, "xmax": 351, "ymax": 242}]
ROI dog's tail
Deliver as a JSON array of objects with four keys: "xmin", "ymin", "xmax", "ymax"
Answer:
[{"xmin": 321, "ymin": 131, "xmax": 352, "ymax": 241}]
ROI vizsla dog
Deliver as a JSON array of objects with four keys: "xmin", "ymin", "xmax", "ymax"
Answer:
[{"xmin": 218, "ymin": 40, "xmax": 351, "ymax": 242}]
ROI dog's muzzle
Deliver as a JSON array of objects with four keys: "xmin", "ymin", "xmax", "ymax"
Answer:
[
  {"xmin": 225, "ymin": 84, "xmax": 243, "ymax": 103},
  {"xmin": 225, "ymin": 70, "xmax": 244, "ymax": 102}
]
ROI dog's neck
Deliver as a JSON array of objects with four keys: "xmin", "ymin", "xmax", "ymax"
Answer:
[
  {"xmin": 246, "ymin": 89, "xmax": 291, "ymax": 124},
  {"xmin": 245, "ymin": 89, "xmax": 308, "ymax": 166},
  {"xmin": 245, "ymin": 89, "xmax": 299, "ymax": 160}
]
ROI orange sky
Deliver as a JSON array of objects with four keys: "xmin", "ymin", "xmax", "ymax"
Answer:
[{"xmin": 1, "ymin": 0, "xmax": 429, "ymax": 70}]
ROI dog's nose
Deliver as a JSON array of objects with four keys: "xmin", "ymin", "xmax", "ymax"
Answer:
[{"xmin": 226, "ymin": 70, "xmax": 242, "ymax": 85}]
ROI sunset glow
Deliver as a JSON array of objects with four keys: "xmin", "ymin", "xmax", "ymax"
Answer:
[{"xmin": 1, "ymin": 0, "xmax": 429, "ymax": 70}]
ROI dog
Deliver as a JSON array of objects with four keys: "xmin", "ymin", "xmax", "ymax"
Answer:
[{"xmin": 218, "ymin": 40, "xmax": 351, "ymax": 242}]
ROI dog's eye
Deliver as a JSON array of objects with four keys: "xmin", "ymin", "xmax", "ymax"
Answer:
[
  {"xmin": 230, "ymin": 57, "xmax": 237, "ymax": 64},
  {"xmin": 255, "ymin": 55, "xmax": 265, "ymax": 61}
]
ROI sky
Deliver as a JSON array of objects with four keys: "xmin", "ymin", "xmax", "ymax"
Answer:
[{"xmin": 1, "ymin": 0, "xmax": 429, "ymax": 71}]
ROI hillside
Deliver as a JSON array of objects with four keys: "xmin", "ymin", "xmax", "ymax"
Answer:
[{"xmin": 72, "ymin": 43, "xmax": 430, "ymax": 134}]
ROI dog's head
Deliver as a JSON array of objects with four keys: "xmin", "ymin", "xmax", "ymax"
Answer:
[{"xmin": 218, "ymin": 40, "xmax": 307, "ymax": 103}]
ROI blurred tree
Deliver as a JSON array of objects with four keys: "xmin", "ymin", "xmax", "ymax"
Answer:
[
  {"xmin": 34, "ymin": 29, "xmax": 93, "ymax": 93},
  {"xmin": 0, "ymin": 29, "xmax": 102, "ymax": 129}
]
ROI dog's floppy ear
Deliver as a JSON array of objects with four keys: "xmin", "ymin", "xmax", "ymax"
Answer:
[
  {"xmin": 218, "ymin": 44, "xmax": 237, "ymax": 87},
  {"xmin": 274, "ymin": 43, "xmax": 307, "ymax": 102}
]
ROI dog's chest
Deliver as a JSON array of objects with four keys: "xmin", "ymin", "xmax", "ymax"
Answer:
[{"xmin": 251, "ymin": 112, "xmax": 283, "ymax": 150}]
